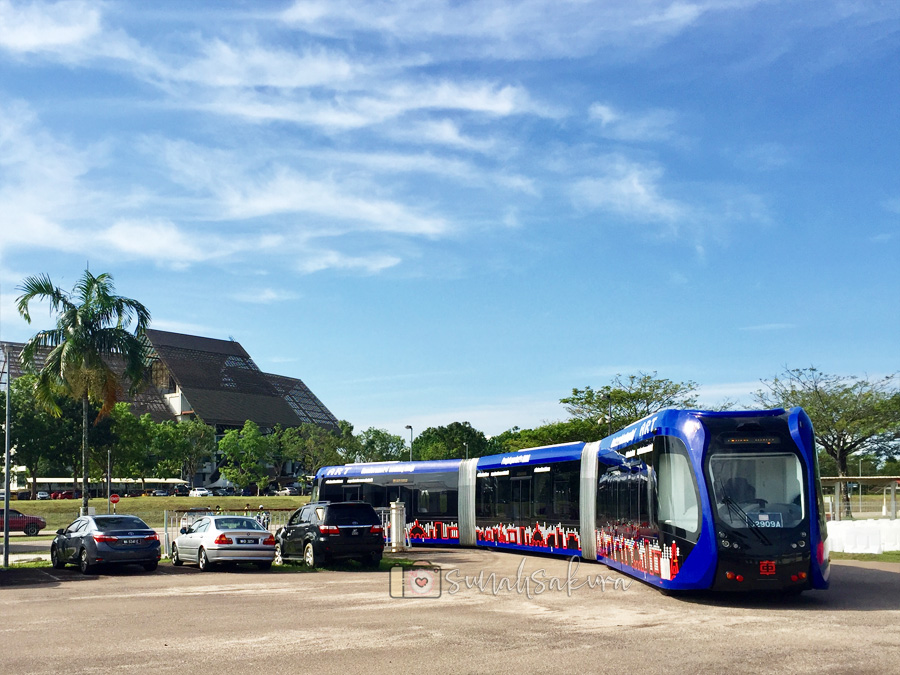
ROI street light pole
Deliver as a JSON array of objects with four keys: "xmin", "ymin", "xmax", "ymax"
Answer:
[
  {"xmin": 602, "ymin": 393, "xmax": 612, "ymax": 437},
  {"xmin": 405, "ymin": 425, "xmax": 413, "ymax": 461}
]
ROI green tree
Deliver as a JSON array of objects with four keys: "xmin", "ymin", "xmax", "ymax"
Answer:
[
  {"xmin": 754, "ymin": 366, "xmax": 900, "ymax": 517},
  {"xmin": 493, "ymin": 418, "xmax": 603, "ymax": 452},
  {"xmin": 17, "ymin": 270, "xmax": 150, "ymax": 511},
  {"xmin": 561, "ymin": 371, "xmax": 699, "ymax": 432},
  {"xmin": 265, "ymin": 424, "xmax": 306, "ymax": 484},
  {"xmin": 413, "ymin": 422, "xmax": 491, "ymax": 461},
  {"xmin": 354, "ymin": 427, "xmax": 407, "ymax": 463},
  {"xmin": 218, "ymin": 420, "xmax": 271, "ymax": 495},
  {"xmin": 291, "ymin": 422, "xmax": 346, "ymax": 476},
  {"xmin": 110, "ymin": 404, "xmax": 156, "ymax": 488},
  {"xmin": 4, "ymin": 376, "xmax": 61, "ymax": 497},
  {"xmin": 166, "ymin": 418, "xmax": 216, "ymax": 486}
]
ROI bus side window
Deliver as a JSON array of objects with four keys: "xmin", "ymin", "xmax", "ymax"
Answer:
[{"xmin": 653, "ymin": 435, "xmax": 701, "ymax": 542}]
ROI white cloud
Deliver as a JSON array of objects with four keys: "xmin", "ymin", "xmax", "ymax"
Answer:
[
  {"xmin": 296, "ymin": 250, "xmax": 402, "ymax": 274},
  {"xmin": 279, "ymin": 0, "xmax": 720, "ymax": 60},
  {"xmin": 218, "ymin": 169, "xmax": 449, "ymax": 237},
  {"xmin": 572, "ymin": 155, "xmax": 686, "ymax": 224},
  {"xmin": 168, "ymin": 39, "xmax": 357, "ymax": 89},
  {"xmin": 94, "ymin": 220, "xmax": 232, "ymax": 269},
  {"xmin": 589, "ymin": 102, "xmax": 679, "ymax": 142},
  {"xmin": 0, "ymin": 0, "xmax": 101, "ymax": 52},
  {"xmin": 394, "ymin": 119, "xmax": 495, "ymax": 152},
  {"xmin": 231, "ymin": 288, "xmax": 301, "ymax": 304}
]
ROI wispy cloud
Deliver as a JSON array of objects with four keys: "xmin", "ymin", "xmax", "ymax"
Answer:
[
  {"xmin": 279, "ymin": 0, "xmax": 718, "ymax": 60},
  {"xmin": 589, "ymin": 102, "xmax": 679, "ymax": 143},
  {"xmin": 572, "ymin": 155, "xmax": 686, "ymax": 225},
  {"xmin": 231, "ymin": 288, "xmax": 301, "ymax": 304},
  {"xmin": 0, "ymin": 0, "xmax": 101, "ymax": 53}
]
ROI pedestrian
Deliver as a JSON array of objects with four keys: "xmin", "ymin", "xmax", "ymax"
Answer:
[{"xmin": 214, "ymin": 505, "xmax": 222, "ymax": 514}]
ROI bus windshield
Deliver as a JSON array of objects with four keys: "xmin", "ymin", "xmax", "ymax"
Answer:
[{"xmin": 708, "ymin": 452, "xmax": 805, "ymax": 529}]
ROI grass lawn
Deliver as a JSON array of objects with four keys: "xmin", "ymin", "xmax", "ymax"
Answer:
[
  {"xmin": 6, "ymin": 495, "xmax": 311, "ymax": 531},
  {"xmin": 830, "ymin": 551, "xmax": 900, "ymax": 564}
]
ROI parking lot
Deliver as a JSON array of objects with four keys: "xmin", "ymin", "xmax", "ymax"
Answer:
[{"xmin": 1, "ymin": 548, "xmax": 898, "ymax": 674}]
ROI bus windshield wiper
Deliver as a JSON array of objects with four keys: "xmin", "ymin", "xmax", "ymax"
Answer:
[{"xmin": 721, "ymin": 494, "xmax": 771, "ymax": 546}]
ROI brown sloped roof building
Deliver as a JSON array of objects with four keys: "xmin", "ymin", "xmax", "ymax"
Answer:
[{"xmin": 1, "ymin": 329, "xmax": 340, "ymax": 434}]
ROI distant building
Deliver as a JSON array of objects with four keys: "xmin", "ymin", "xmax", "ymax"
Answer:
[{"xmin": 0, "ymin": 330, "xmax": 339, "ymax": 488}]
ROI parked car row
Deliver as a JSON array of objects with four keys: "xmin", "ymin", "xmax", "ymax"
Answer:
[{"xmin": 40, "ymin": 500, "xmax": 383, "ymax": 576}]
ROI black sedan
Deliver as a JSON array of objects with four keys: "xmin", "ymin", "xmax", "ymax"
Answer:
[{"xmin": 51, "ymin": 515, "xmax": 161, "ymax": 574}]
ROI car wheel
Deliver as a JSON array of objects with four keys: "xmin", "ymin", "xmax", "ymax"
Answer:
[
  {"xmin": 24, "ymin": 523, "xmax": 39, "ymax": 537},
  {"xmin": 79, "ymin": 548, "xmax": 96, "ymax": 575},
  {"xmin": 256, "ymin": 561, "xmax": 272, "ymax": 571},
  {"xmin": 198, "ymin": 548, "xmax": 213, "ymax": 572},
  {"xmin": 171, "ymin": 543, "xmax": 183, "ymax": 566},
  {"xmin": 363, "ymin": 551, "xmax": 382, "ymax": 569},
  {"xmin": 303, "ymin": 542, "xmax": 317, "ymax": 568},
  {"xmin": 50, "ymin": 545, "xmax": 66, "ymax": 569},
  {"xmin": 143, "ymin": 560, "xmax": 159, "ymax": 572},
  {"xmin": 274, "ymin": 542, "xmax": 284, "ymax": 565}
]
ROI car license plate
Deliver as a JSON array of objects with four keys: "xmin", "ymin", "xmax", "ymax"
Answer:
[
  {"xmin": 237, "ymin": 538, "xmax": 256, "ymax": 544},
  {"xmin": 351, "ymin": 529, "xmax": 359, "ymax": 536},
  {"xmin": 123, "ymin": 538, "xmax": 141, "ymax": 545}
]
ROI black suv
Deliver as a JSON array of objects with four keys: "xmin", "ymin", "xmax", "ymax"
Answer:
[{"xmin": 275, "ymin": 501, "xmax": 384, "ymax": 568}]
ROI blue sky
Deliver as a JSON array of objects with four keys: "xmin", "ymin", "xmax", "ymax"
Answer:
[{"xmin": 0, "ymin": 1, "xmax": 897, "ymax": 437}]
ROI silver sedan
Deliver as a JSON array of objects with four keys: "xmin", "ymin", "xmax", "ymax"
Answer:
[{"xmin": 171, "ymin": 515, "xmax": 275, "ymax": 571}]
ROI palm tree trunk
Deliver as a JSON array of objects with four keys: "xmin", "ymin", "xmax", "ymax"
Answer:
[{"xmin": 82, "ymin": 393, "xmax": 89, "ymax": 514}]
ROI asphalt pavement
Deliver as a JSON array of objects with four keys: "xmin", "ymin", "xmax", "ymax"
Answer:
[{"xmin": 1, "ymin": 547, "xmax": 898, "ymax": 674}]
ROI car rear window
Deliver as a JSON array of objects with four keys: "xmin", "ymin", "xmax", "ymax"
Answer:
[
  {"xmin": 93, "ymin": 516, "xmax": 149, "ymax": 530},
  {"xmin": 325, "ymin": 504, "xmax": 378, "ymax": 526},
  {"xmin": 215, "ymin": 518, "xmax": 264, "ymax": 530}
]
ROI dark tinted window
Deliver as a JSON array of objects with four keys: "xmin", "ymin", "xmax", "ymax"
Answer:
[
  {"xmin": 324, "ymin": 504, "xmax": 378, "ymax": 526},
  {"xmin": 92, "ymin": 516, "xmax": 149, "ymax": 530}
]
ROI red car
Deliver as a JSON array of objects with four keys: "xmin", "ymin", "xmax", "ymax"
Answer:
[
  {"xmin": 52, "ymin": 491, "xmax": 80, "ymax": 500},
  {"xmin": 1, "ymin": 509, "xmax": 47, "ymax": 536}
]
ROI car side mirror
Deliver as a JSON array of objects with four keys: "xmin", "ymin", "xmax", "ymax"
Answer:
[
  {"xmin": 56, "ymin": 529, "xmax": 65, "ymax": 535},
  {"xmin": 179, "ymin": 527, "xmax": 187, "ymax": 534}
]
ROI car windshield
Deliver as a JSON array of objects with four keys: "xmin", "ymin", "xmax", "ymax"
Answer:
[
  {"xmin": 708, "ymin": 452, "xmax": 805, "ymax": 529},
  {"xmin": 325, "ymin": 504, "xmax": 378, "ymax": 526},
  {"xmin": 214, "ymin": 517, "xmax": 264, "ymax": 531},
  {"xmin": 93, "ymin": 516, "xmax": 150, "ymax": 530}
]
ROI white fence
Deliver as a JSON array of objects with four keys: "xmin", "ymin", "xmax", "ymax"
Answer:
[{"xmin": 827, "ymin": 519, "xmax": 900, "ymax": 554}]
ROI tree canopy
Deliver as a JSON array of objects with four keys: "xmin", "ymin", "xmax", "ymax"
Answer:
[
  {"xmin": 754, "ymin": 366, "xmax": 900, "ymax": 515},
  {"xmin": 16, "ymin": 270, "xmax": 150, "ymax": 510},
  {"xmin": 561, "ymin": 371, "xmax": 700, "ymax": 432}
]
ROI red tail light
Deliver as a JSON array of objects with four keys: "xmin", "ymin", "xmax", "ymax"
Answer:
[
  {"xmin": 370, "ymin": 525, "xmax": 383, "ymax": 535},
  {"xmin": 93, "ymin": 534, "xmax": 117, "ymax": 543},
  {"xmin": 147, "ymin": 533, "xmax": 159, "ymax": 541},
  {"xmin": 262, "ymin": 535, "xmax": 276, "ymax": 546},
  {"xmin": 319, "ymin": 525, "xmax": 340, "ymax": 535},
  {"xmin": 214, "ymin": 534, "xmax": 233, "ymax": 545}
]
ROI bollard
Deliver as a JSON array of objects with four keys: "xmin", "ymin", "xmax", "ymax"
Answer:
[{"xmin": 389, "ymin": 500, "xmax": 406, "ymax": 552}]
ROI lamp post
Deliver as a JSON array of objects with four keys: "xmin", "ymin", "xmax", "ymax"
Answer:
[
  {"xmin": 405, "ymin": 425, "xmax": 413, "ymax": 461},
  {"xmin": 600, "ymin": 393, "xmax": 612, "ymax": 438},
  {"xmin": 464, "ymin": 441, "xmax": 468, "ymax": 460}
]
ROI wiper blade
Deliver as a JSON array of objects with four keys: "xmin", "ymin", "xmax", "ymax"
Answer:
[{"xmin": 721, "ymin": 494, "xmax": 771, "ymax": 546}]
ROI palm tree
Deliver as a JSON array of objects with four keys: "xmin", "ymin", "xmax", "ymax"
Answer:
[{"xmin": 16, "ymin": 271, "xmax": 151, "ymax": 513}]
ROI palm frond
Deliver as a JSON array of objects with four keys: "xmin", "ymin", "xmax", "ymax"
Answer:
[{"xmin": 16, "ymin": 274, "xmax": 74, "ymax": 323}]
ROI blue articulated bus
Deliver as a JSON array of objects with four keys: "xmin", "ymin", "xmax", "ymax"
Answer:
[{"xmin": 315, "ymin": 408, "xmax": 830, "ymax": 593}]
